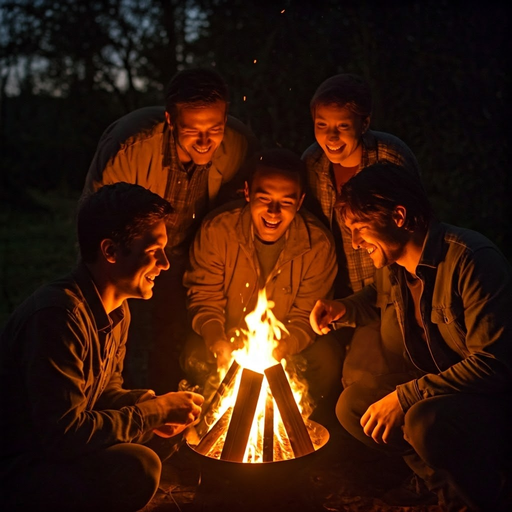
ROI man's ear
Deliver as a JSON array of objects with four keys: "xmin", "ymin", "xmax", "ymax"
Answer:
[
  {"xmin": 297, "ymin": 193, "xmax": 306, "ymax": 211},
  {"xmin": 362, "ymin": 115, "xmax": 371, "ymax": 134},
  {"xmin": 243, "ymin": 181, "xmax": 250, "ymax": 202},
  {"xmin": 392, "ymin": 206, "xmax": 407, "ymax": 228},
  {"xmin": 100, "ymin": 239, "xmax": 118, "ymax": 263},
  {"xmin": 164, "ymin": 111, "xmax": 173, "ymax": 130}
]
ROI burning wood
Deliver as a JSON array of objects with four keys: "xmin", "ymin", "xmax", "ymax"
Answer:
[
  {"xmin": 220, "ymin": 368, "xmax": 264, "ymax": 462},
  {"xmin": 195, "ymin": 407, "xmax": 232, "ymax": 456},
  {"xmin": 264, "ymin": 363, "xmax": 314, "ymax": 458},
  {"xmin": 190, "ymin": 289, "xmax": 322, "ymax": 464}
]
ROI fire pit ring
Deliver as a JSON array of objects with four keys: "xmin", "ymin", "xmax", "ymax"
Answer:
[{"xmin": 185, "ymin": 419, "xmax": 330, "ymax": 512}]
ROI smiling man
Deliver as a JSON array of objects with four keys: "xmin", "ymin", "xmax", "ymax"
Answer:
[
  {"xmin": 83, "ymin": 68, "xmax": 259, "ymax": 393},
  {"xmin": 302, "ymin": 73, "xmax": 420, "ymax": 297},
  {"xmin": 310, "ymin": 163, "xmax": 512, "ymax": 510},
  {"xmin": 0, "ymin": 183, "xmax": 204, "ymax": 511},
  {"xmin": 182, "ymin": 148, "xmax": 343, "ymax": 412}
]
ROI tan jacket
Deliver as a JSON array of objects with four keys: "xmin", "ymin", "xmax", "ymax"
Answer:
[{"xmin": 184, "ymin": 202, "xmax": 337, "ymax": 354}]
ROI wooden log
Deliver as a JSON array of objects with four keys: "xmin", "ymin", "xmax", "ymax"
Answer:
[
  {"xmin": 220, "ymin": 368, "xmax": 264, "ymax": 462},
  {"xmin": 195, "ymin": 407, "xmax": 232, "ymax": 456},
  {"xmin": 263, "ymin": 392, "xmax": 274, "ymax": 462},
  {"xmin": 264, "ymin": 363, "xmax": 314, "ymax": 458},
  {"xmin": 196, "ymin": 360, "xmax": 241, "ymax": 439}
]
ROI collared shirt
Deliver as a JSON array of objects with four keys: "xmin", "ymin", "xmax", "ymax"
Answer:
[
  {"xmin": 302, "ymin": 130, "xmax": 420, "ymax": 296},
  {"xmin": 337, "ymin": 221, "xmax": 512, "ymax": 412},
  {"xmin": 161, "ymin": 125, "xmax": 211, "ymax": 253},
  {"xmin": 83, "ymin": 106, "xmax": 259, "ymax": 256},
  {"xmin": 0, "ymin": 264, "xmax": 150, "ymax": 475}
]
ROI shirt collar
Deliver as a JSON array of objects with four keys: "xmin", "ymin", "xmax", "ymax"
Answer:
[{"xmin": 71, "ymin": 261, "xmax": 126, "ymax": 333}]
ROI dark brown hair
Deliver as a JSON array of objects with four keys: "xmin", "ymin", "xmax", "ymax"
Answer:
[{"xmin": 77, "ymin": 183, "xmax": 173, "ymax": 263}]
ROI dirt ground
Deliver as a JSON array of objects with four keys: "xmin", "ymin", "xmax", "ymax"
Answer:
[{"xmin": 139, "ymin": 422, "xmax": 445, "ymax": 512}]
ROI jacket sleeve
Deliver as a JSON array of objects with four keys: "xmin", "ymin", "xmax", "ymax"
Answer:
[
  {"xmin": 284, "ymin": 229, "xmax": 338, "ymax": 354},
  {"xmin": 183, "ymin": 218, "xmax": 229, "ymax": 340},
  {"xmin": 397, "ymin": 245, "xmax": 512, "ymax": 411},
  {"xmin": 20, "ymin": 308, "xmax": 159, "ymax": 461}
]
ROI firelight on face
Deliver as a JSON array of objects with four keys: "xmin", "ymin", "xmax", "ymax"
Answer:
[
  {"xmin": 167, "ymin": 100, "xmax": 227, "ymax": 166},
  {"xmin": 244, "ymin": 168, "xmax": 305, "ymax": 243},
  {"xmin": 313, "ymin": 104, "xmax": 368, "ymax": 167}
]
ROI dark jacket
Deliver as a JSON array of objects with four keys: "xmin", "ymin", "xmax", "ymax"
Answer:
[{"xmin": 337, "ymin": 221, "xmax": 512, "ymax": 411}]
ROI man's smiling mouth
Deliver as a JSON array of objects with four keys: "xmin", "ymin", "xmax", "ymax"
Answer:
[
  {"xmin": 193, "ymin": 145, "xmax": 211, "ymax": 154},
  {"xmin": 262, "ymin": 218, "xmax": 280, "ymax": 229},
  {"xmin": 326, "ymin": 143, "xmax": 345, "ymax": 153}
]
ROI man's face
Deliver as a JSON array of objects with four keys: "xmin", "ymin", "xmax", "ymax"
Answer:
[
  {"xmin": 244, "ymin": 167, "xmax": 305, "ymax": 243},
  {"xmin": 313, "ymin": 104, "xmax": 369, "ymax": 166},
  {"xmin": 344, "ymin": 211, "xmax": 405, "ymax": 269},
  {"xmin": 113, "ymin": 220, "xmax": 170, "ymax": 301},
  {"xmin": 166, "ymin": 100, "xmax": 227, "ymax": 166}
]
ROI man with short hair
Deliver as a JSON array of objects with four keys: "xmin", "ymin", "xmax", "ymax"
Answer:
[
  {"xmin": 310, "ymin": 162, "xmax": 512, "ymax": 510},
  {"xmin": 303, "ymin": 73, "xmax": 420, "ymax": 296},
  {"xmin": 83, "ymin": 67, "xmax": 259, "ymax": 393},
  {"xmin": 303, "ymin": 73, "xmax": 422, "ymax": 389},
  {"xmin": 183, "ymin": 148, "xmax": 342, "ymax": 410},
  {"xmin": 0, "ymin": 183, "xmax": 204, "ymax": 512}
]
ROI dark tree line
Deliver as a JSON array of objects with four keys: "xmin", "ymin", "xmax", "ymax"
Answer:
[{"xmin": 1, "ymin": 0, "xmax": 510, "ymax": 253}]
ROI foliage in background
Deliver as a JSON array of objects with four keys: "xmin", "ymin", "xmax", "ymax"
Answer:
[
  {"xmin": 0, "ymin": 190, "xmax": 80, "ymax": 327},
  {"xmin": 0, "ymin": 0, "xmax": 510, "ymax": 322}
]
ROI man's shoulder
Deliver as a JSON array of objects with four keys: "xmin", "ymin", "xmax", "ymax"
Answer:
[
  {"xmin": 201, "ymin": 199, "xmax": 246, "ymax": 229},
  {"xmin": 100, "ymin": 106, "xmax": 165, "ymax": 147},
  {"xmin": 299, "ymin": 208, "xmax": 335, "ymax": 245},
  {"xmin": 1, "ymin": 274, "xmax": 85, "ymax": 336},
  {"xmin": 301, "ymin": 142, "xmax": 324, "ymax": 163}
]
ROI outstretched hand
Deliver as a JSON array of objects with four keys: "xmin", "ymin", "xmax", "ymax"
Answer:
[{"xmin": 309, "ymin": 299, "xmax": 346, "ymax": 335}]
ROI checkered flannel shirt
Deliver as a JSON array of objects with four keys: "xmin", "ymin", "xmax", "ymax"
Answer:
[{"xmin": 302, "ymin": 130, "xmax": 420, "ymax": 294}]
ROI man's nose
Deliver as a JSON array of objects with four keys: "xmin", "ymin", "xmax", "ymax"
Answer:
[
  {"xmin": 197, "ymin": 132, "xmax": 209, "ymax": 145},
  {"xmin": 158, "ymin": 249, "xmax": 170, "ymax": 270},
  {"xmin": 268, "ymin": 201, "xmax": 281, "ymax": 214}
]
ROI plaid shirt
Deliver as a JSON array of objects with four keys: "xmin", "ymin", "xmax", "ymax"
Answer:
[
  {"xmin": 302, "ymin": 130, "xmax": 420, "ymax": 296},
  {"xmin": 161, "ymin": 126, "xmax": 210, "ymax": 254},
  {"xmin": 84, "ymin": 107, "xmax": 258, "ymax": 257}
]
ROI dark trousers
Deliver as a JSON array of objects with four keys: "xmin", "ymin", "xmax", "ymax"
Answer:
[
  {"xmin": 336, "ymin": 373, "xmax": 511, "ymax": 511},
  {"xmin": 2, "ymin": 443, "xmax": 162, "ymax": 512}
]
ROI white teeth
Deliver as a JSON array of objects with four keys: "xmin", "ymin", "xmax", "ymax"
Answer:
[
  {"xmin": 327, "ymin": 144, "xmax": 342, "ymax": 151},
  {"xmin": 193, "ymin": 146, "xmax": 210, "ymax": 153},
  {"xmin": 263, "ymin": 218, "xmax": 279, "ymax": 228}
]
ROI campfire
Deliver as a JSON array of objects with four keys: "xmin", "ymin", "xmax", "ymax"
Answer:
[{"xmin": 186, "ymin": 289, "xmax": 328, "ymax": 464}]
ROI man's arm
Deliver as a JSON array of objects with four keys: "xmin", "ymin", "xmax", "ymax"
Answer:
[
  {"xmin": 183, "ymin": 217, "xmax": 230, "ymax": 356},
  {"xmin": 398, "ymin": 245, "xmax": 512, "ymax": 411}
]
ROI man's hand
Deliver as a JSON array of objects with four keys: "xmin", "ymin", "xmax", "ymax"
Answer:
[
  {"xmin": 360, "ymin": 390, "xmax": 405, "ymax": 445},
  {"xmin": 309, "ymin": 299, "xmax": 346, "ymax": 335},
  {"xmin": 152, "ymin": 391, "xmax": 204, "ymax": 438},
  {"xmin": 210, "ymin": 339, "xmax": 234, "ymax": 368},
  {"xmin": 272, "ymin": 338, "xmax": 289, "ymax": 362}
]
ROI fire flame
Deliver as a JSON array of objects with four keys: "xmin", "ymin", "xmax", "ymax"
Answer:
[{"xmin": 201, "ymin": 288, "xmax": 319, "ymax": 463}]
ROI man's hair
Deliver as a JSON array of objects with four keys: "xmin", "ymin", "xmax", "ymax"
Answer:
[
  {"xmin": 164, "ymin": 68, "xmax": 229, "ymax": 119},
  {"xmin": 310, "ymin": 73, "xmax": 372, "ymax": 118},
  {"xmin": 247, "ymin": 148, "xmax": 307, "ymax": 193},
  {"xmin": 77, "ymin": 183, "xmax": 173, "ymax": 263},
  {"xmin": 337, "ymin": 162, "xmax": 433, "ymax": 231}
]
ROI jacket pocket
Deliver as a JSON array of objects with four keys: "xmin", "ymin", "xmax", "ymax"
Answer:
[{"xmin": 431, "ymin": 304, "xmax": 468, "ymax": 355}]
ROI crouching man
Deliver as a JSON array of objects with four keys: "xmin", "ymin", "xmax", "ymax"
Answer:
[
  {"xmin": 0, "ymin": 183, "xmax": 204, "ymax": 512},
  {"xmin": 182, "ymin": 148, "xmax": 343, "ymax": 420},
  {"xmin": 310, "ymin": 162, "xmax": 512, "ymax": 511}
]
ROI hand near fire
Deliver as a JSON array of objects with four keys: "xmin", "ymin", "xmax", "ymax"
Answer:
[
  {"xmin": 151, "ymin": 391, "xmax": 204, "ymax": 438},
  {"xmin": 309, "ymin": 299, "xmax": 346, "ymax": 335},
  {"xmin": 360, "ymin": 390, "xmax": 405, "ymax": 446}
]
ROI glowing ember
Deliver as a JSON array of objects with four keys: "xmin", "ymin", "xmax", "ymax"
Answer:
[{"xmin": 192, "ymin": 289, "xmax": 322, "ymax": 463}]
